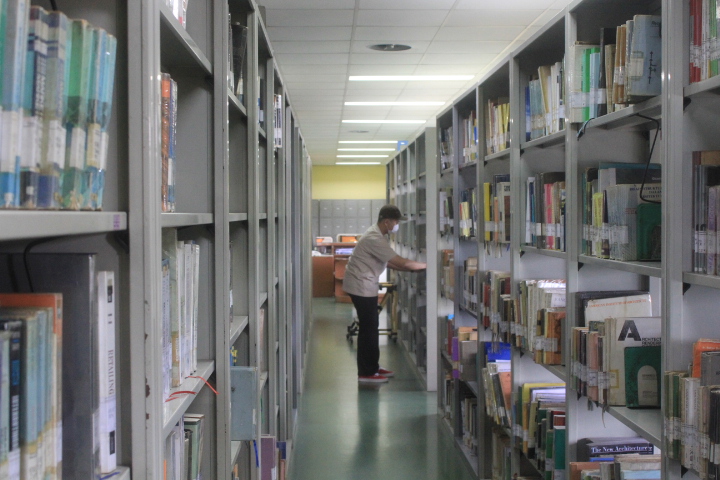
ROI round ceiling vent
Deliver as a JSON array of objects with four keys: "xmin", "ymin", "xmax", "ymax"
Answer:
[
  {"xmin": 348, "ymin": 130, "xmax": 370, "ymax": 133},
  {"xmin": 367, "ymin": 44, "xmax": 412, "ymax": 52}
]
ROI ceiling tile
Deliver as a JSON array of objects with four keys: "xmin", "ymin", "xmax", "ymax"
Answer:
[
  {"xmin": 356, "ymin": 10, "xmax": 448, "ymax": 27},
  {"xmin": 285, "ymin": 82, "xmax": 345, "ymax": 92},
  {"xmin": 445, "ymin": 9, "xmax": 546, "ymax": 26},
  {"xmin": 348, "ymin": 64, "xmax": 417, "ymax": 75},
  {"xmin": 265, "ymin": 9, "xmax": 354, "ymax": 27},
  {"xmin": 425, "ymin": 41, "xmax": 510, "ymax": 55},
  {"xmin": 351, "ymin": 41, "xmax": 430, "ymax": 54},
  {"xmin": 275, "ymin": 53, "xmax": 349, "ymax": 65},
  {"xmin": 283, "ymin": 74, "xmax": 347, "ymax": 84},
  {"xmin": 341, "ymin": 106, "xmax": 394, "ymax": 117},
  {"xmin": 354, "ymin": 26, "xmax": 439, "ymax": 42},
  {"xmin": 343, "ymin": 94, "xmax": 402, "ymax": 102},
  {"xmin": 349, "ymin": 53, "xmax": 424, "ymax": 65},
  {"xmin": 279, "ymin": 64, "xmax": 348, "ymax": 76},
  {"xmin": 434, "ymin": 26, "xmax": 526, "ymax": 41},
  {"xmin": 419, "ymin": 53, "xmax": 498, "ymax": 65},
  {"xmin": 359, "ymin": 0, "xmax": 456, "ymax": 9},
  {"xmin": 266, "ymin": 26, "xmax": 352, "ymax": 41},
  {"xmin": 411, "ymin": 65, "xmax": 479, "ymax": 75},
  {"xmin": 259, "ymin": 0, "xmax": 355, "ymax": 8},
  {"xmin": 455, "ymin": 0, "xmax": 558, "ymax": 8},
  {"xmin": 273, "ymin": 41, "xmax": 351, "ymax": 54}
]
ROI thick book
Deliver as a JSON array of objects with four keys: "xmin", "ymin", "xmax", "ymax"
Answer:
[
  {"xmin": 603, "ymin": 316, "xmax": 661, "ymax": 406},
  {"xmin": 577, "ymin": 437, "xmax": 655, "ymax": 461},
  {"xmin": 701, "ymin": 350, "xmax": 720, "ymax": 386},
  {"xmin": 636, "ymin": 203, "xmax": 661, "ymax": 261},
  {"xmin": 0, "ymin": 253, "xmax": 100, "ymax": 478},
  {"xmin": 1, "ymin": 0, "xmax": 31, "ymax": 208},
  {"xmin": 624, "ymin": 345, "xmax": 661, "ymax": 408},
  {"xmin": 606, "ymin": 183, "xmax": 661, "ymax": 261},
  {"xmin": 97, "ymin": 271, "xmax": 117, "ymax": 473},
  {"xmin": 583, "ymin": 294, "xmax": 652, "ymax": 327},
  {"xmin": 694, "ymin": 338, "xmax": 720, "ymax": 378},
  {"xmin": 626, "ymin": 15, "xmax": 662, "ymax": 102},
  {"xmin": 183, "ymin": 414, "xmax": 204, "ymax": 480}
]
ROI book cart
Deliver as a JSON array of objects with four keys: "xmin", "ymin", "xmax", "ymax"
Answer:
[
  {"xmin": 0, "ymin": 0, "xmax": 312, "ymax": 479},
  {"xmin": 385, "ymin": 127, "xmax": 438, "ymax": 392},
  {"xmin": 414, "ymin": 0, "xmax": 720, "ymax": 479}
]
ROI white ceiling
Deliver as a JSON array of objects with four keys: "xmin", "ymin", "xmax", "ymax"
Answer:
[{"xmin": 259, "ymin": 0, "xmax": 573, "ymax": 165}]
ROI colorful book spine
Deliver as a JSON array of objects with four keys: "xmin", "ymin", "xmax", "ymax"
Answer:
[
  {"xmin": 1, "ymin": 0, "xmax": 31, "ymax": 208},
  {"xmin": 61, "ymin": 19, "xmax": 92, "ymax": 210},
  {"xmin": 38, "ymin": 11, "xmax": 69, "ymax": 209}
]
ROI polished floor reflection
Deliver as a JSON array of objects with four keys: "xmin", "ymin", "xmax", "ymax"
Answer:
[{"xmin": 288, "ymin": 298, "xmax": 476, "ymax": 480}]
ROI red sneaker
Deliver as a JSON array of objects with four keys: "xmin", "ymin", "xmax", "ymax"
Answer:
[
  {"xmin": 377, "ymin": 367, "xmax": 394, "ymax": 378},
  {"xmin": 358, "ymin": 373, "xmax": 389, "ymax": 384}
]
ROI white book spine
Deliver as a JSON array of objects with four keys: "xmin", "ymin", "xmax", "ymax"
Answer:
[
  {"xmin": 176, "ymin": 241, "xmax": 185, "ymax": 383},
  {"xmin": 184, "ymin": 243, "xmax": 193, "ymax": 380},
  {"xmin": 192, "ymin": 244, "xmax": 199, "ymax": 373},
  {"xmin": 97, "ymin": 271, "xmax": 117, "ymax": 473}
]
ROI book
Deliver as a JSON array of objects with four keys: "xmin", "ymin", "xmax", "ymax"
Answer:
[
  {"xmin": 0, "ymin": 319, "xmax": 22, "ymax": 479},
  {"xmin": 230, "ymin": 22, "xmax": 248, "ymax": 99},
  {"xmin": 577, "ymin": 437, "xmax": 654, "ymax": 461},
  {"xmin": 606, "ymin": 183, "xmax": 661, "ymax": 261},
  {"xmin": 636, "ymin": 203, "xmax": 661, "ymax": 261},
  {"xmin": 183, "ymin": 413, "xmax": 204, "ymax": 480},
  {"xmin": 1, "ymin": 0, "xmax": 31, "ymax": 208},
  {"xmin": 0, "ymin": 331, "xmax": 12, "ymax": 479},
  {"xmin": 161, "ymin": 72, "xmax": 178, "ymax": 213},
  {"xmin": 626, "ymin": 16, "xmax": 662, "ymax": 102},
  {"xmin": 624, "ymin": 345, "xmax": 661, "ymax": 408},
  {"xmin": 97, "ymin": 271, "xmax": 117, "ymax": 473},
  {"xmin": 692, "ymin": 338, "xmax": 720, "ymax": 378},
  {"xmin": 603, "ymin": 316, "xmax": 661, "ymax": 406}
]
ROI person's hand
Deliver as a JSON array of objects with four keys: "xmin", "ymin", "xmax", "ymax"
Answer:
[{"xmin": 416, "ymin": 262, "xmax": 427, "ymax": 271}]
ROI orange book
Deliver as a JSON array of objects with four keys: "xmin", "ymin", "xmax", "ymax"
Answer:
[
  {"xmin": 498, "ymin": 371, "xmax": 512, "ymax": 413},
  {"xmin": 693, "ymin": 338, "xmax": 720, "ymax": 377}
]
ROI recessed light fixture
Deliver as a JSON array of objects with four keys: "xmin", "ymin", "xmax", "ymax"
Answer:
[
  {"xmin": 337, "ymin": 155, "xmax": 389, "ymax": 158},
  {"xmin": 338, "ymin": 148, "xmax": 395, "ymax": 152},
  {"xmin": 345, "ymin": 101, "xmax": 445, "ymax": 106},
  {"xmin": 342, "ymin": 120, "xmax": 426, "ymax": 124},
  {"xmin": 348, "ymin": 130, "xmax": 370, "ymax": 133},
  {"xmin": 349, "ymin": 75, "xmax": 474, "ymax": 82},
  {"xmin": 367, "ymin": 44, "xmax": 412, "ymax": 52},
  {"xmin": 336, "ymin": 162, "xmax": 382, "ymax": 165}
]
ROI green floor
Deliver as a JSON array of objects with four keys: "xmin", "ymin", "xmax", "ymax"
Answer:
[{"xmin": 288, "ymin": 298, "xmax": 477, "ymax": 480}]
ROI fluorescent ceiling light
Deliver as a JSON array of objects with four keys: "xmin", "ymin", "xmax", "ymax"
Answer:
[
  {"xmin": 336, "ymin": 162, "xmax": 381, "ymax": 165},
  {"xmin": 338, "ymin": 148, "xmax": 395, "ymax": 151},
  {"xmin": 337, "ymin": 154, "xmax": 389, "ymax": 158},
  {"xmin": 342, "ymin": 120, "xmax": 426, "ymax": 124},
  {"xmin": 344, "ymin": 101, "xmax": 445, "ymax": 106},
  {"xmin": 338, "ymin": 140, "xmax": 398, "ymax": 144},
  {"xmin": 349, "ymin": 75, "xmax": 474, "ymax": 82}
]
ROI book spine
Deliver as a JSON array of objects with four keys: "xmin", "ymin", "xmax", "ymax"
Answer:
[{"xmin": 97, "ymin": 271, "xmax": 117, "ymax": 473}]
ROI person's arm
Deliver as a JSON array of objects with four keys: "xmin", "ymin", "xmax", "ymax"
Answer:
[{"xmin": 387, "ymin": 255, "xmax": 426, "ymax": 272}]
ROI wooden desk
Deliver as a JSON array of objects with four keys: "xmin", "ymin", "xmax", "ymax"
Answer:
[{"xmin": 312, "ymin": 255, "xmax": 334, "ymax": 297}]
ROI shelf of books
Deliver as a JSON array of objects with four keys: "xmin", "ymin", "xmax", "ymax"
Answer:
[
  {"xmin": 423, "ymin": 1, "xmax": 716, "ymax": 479},
  {"xmin": 386, "ymin": 128, "xmax": 437, "ymax": 391}
]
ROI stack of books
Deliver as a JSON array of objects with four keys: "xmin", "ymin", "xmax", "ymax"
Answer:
[
  {"xmin": 462, "ymin": 257, "xmax": 479, "ymax": 314},
  {"xmin": 1, "ymin": 5, "xmax": 117, "ymax": 210},
  {"xmin": 440, "ymin": 126, "xmax": 453, "ymax": 170},
  {"xmin": 460, "ymin": 110, "xmax": 478, "ymax": 165},
  {"xmin": 526, "ymin": 61, "xmax": 565, "ymax": 141},
  {"xmin": 525, "ymin": 173, "xmax": 566, "ymax": 252},
  {"xmin": 162, "ymin": 229, "xmax": 201, "ymax": 399},
  {"xmin": 569, "ymin": 455, "xmax": 660, "ymax": 480},
  {"xmin": 440, "ymin": 250, "xmax": 454, "ymax": 300},
  {"xmin": 515, "ymin": 279, "xmax": 566, "ymax": 363},
  {"xmin": 161, "ymin": 73, "xmax": 179, "ymax": 213},
  {"xmin": 690, "ymin": 0, "xmax": 720, "ymax": 84},
  {"xmin": 692, "ymin": 151, "xmax": 720, "ymax": 274},
  {"xmin": 478, "ymin": 270, "xmax": 511, "ymax": 332},
  {"xmin": 484, "ymin": 174, "xmax": 511, "ymax": 256},
  {"xmin": 567, "ymin": 16, "xmax": 661, "ymax": 122},
  {"xmin": 581, "ymin": 163, "xmax": 661, "ymax": 261},
  {"xmin": 485, "ymin": 97, "xmax": 510, "ymax": 156},
  {"xmin": 514, "ymin": 382, "xmax": 566, "ymax": 472},
  {"xmin": 459, "ymin": 187, "xmax": 477, "ymax": 239},
  {"xmin": 164, "ymin": 413, "xmax": 206, "ymax": 480},
  {"xmin": 569, "ymin": 292, "xmax": 660, "ymax": 408},
  {"xmin": 480, "ymin": 342, "xmax": 512, "ymax": 429},
  {"xmin": 439, "ymin": 188, "xmax": 454, "ymax": 236}
]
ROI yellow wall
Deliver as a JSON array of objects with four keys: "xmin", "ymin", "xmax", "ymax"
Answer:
[{"xmin": 312, "ymin": 165, "xmax": 386, "ymax": 199}]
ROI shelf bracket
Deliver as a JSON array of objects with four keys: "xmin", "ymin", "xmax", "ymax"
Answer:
[
  {"xmin": 681, "ymin": 466, "xmax": 689, "ymax": 477},
  {"xmin": 520, "ymin": 250, "xmax": 525, "ymax": 258},
  {"xmin": 578, "ymin": 262, "xmax": 585, "ymax": 270},
  {"xmin": 113, "ymin": 231, "xmax": 130, "ymax": 254},
  {"xmin": 683, "ymin": 97, "xmax": 693, "ymax": 110},
  {"xmin": 683, "ymin": 282, "xmax": 691, "ymax": 295}
]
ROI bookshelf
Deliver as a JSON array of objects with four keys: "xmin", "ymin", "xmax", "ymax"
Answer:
[
  {"xmin": 386, "ymin": 128, "xmax": 437, "ymax": 392},
  {"xmin": 422, "ymin": 1, "xmax": 713, "ymax": 479},
  {"xmin": 0, "ymin": 0, "xmax": 316, "ymax": 479}
]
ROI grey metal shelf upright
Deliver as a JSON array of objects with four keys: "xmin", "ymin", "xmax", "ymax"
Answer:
[
  {"xmin": 386, "ymin": 128, "xmax": 437, "ymax": 392},
  {"xmin": 128, "ymin": 0, "xmax": 311, "ymax": 479}
]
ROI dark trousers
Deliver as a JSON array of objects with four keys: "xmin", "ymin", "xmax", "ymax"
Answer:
[{"xmin": 349, "ymin": 294, "xmax": 379, "ymax": 376}]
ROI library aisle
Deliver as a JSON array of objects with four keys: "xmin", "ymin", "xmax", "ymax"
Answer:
[{"xmin": 289, "ymin": 298, "xmax": 476, "ymax": 480}]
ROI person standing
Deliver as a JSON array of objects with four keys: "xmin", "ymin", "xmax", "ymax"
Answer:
[{"xmin": 343, "ymin": 205, "xmax": 427, "ymax": 383}]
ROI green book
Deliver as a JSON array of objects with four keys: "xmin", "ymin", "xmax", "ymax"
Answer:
[
  {"xmin": 545, "ymin": 429, "xmax": 554, "ymax": 480},
  {"xmin": 553, "ymin": 426, "xmax": 566, "ymax": 478},
  {"xmin": 624, "ymin": 345, "xmax": 661, "ymax": 408},
  {"xmin": 636, "ymin": 203, "xmax": 661, "ymax": 261},
  {"xmin": 62, "ymin": 19, "xmax": 93, "ymax": 209}
]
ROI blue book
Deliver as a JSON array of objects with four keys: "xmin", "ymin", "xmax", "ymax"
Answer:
[
  {"xmin": 91, "ymin": 33, "xmax": 116, "ymax": 210},
  {"xmin": 627, "ymin": 15, "xmax": 661, "ymax": 101},
  {"xmin": 484, "ymin": 341, "xmax": 511, "ymax": 362},
  {"xmin": 38, "ymin": 11, "xmax": 69, "ymax": 209},
  {"xmin": 1, "ymin": 0, "xmax": 30, "ymax": 208},
  {"xmin": 81, "ymin": 27, "xmax": 106, "ymax": 210}
]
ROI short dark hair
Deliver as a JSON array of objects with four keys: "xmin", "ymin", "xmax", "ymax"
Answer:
[{"xmin": 378, "ymin": 204, "xmax": 407, "ymax": 222}]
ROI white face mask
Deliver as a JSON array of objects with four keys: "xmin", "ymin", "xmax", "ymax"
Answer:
[{"xmin": 390, "ymin": 223, "xmax": 399, "ymax": 233}]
